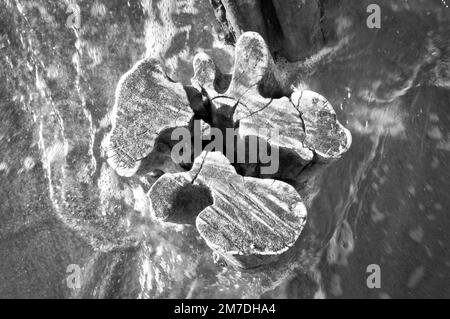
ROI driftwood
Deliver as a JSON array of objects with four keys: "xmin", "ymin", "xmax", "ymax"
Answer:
[
  {"xmin": 150, "ymin": 32, "xmax": 350, "ymax": 268},
  {"xmin": 104, "ymin": 58, "xmax": 203, "ymax": 177},
  {"xmin": 191, "ymin": 32, "xmax": 351, "ymax": 189},
  {"xmin": 149, "ymin": 151, "xmax": 307, "ymax": 269},
  {"xmin": 105, "ymin": 32, "xmax": 351, "ymax": 269}
]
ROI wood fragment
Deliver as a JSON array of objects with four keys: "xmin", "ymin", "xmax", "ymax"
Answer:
[
  {"xmin": 149, "ymin": 152, "xmax": 307, "ymax": 269},
  {"xmin": 105, "ymin": 58, "xmax": 195, "ymax": 177}
]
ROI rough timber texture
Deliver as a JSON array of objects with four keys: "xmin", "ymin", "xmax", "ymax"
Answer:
[
  {"xmin": 230, "ymin": 33, "xmax": 314, "ymax": 171},
  {"xmin": 291, "ymin": 89, "xmax": 352, "ymax": 162},
  {"xmin": 105, "ymin": 31, "xmax": 351, "ymax": 270},
  {"xmin": 192, "ymin": 33, "xmax": 310, "ymax": 169},
  {"xmin": 149, "ymin": 152, "xmax": 307, "ymax": 269},
  {"xmin": 104, "ymin": 58, "xmax": 194, "ymax": 177},
  {"xmin": 191, "ymin": 32, "xmax": 351, "ymax": 183}
]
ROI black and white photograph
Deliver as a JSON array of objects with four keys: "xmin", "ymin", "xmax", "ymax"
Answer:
[{"xmin": 0, "ymin": 0, "xmax": 449, "ymax": 303}]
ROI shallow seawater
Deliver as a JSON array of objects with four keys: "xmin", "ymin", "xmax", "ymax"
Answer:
[{"xmin": 0, "ymin": 0, "xmax": 449, "ymax": 298}]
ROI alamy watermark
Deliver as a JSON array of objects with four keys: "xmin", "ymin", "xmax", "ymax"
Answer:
[
  {"xmin": 66, "ymin": 264, "xmax": 82, "ymax": 289},
  {"xmin": 366, "ymin": 4, "xmax": 381, "ymax": 29},
  {"xmin": 171, "ymin": 120, "xmax": 280, "ymax": 174},
  {"xmin": 366, "ymin": 264, "xmax": 381, "ymax": 289}
]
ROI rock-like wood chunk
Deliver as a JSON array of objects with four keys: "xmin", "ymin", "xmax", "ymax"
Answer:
[
  {"xmin": 291, "ymin": 89, "xmax": 352, "ymax": 162},
  {"xmin": 191, "ymin": 33, "xmax": 312, "ymax": 178},
  {"xmin": 149, "ymin": 151, "xmax": 307, "ymax": 269},
  {"xmin": 230, "ymin": 33, "xmax": 314, "ymax": 167},
  {"xmin": 104, "ymin": 58, "xmax": 194, "ymax": 177},
  {"xmin": 191, "ymin": 32, "xmax": 352, "ymax": 180}
]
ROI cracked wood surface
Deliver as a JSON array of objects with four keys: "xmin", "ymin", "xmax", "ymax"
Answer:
[
  {"xmin": 104, "ymin": 58, "xmax": 195, "ymax": 177},
  {"xmin": 105, "ymin": 31, "xmax": 352, "ymax": 269},
  {"xmin": 291, "ymin": 89, "xmax": 352, "ymax": 162},
  {"xmin": 192, "ymin": 32, "xmax": 351, "ymax": 181},
  {"xmin": 149, "ymin": 151, "xmax": 307, "ymax": 269}
]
